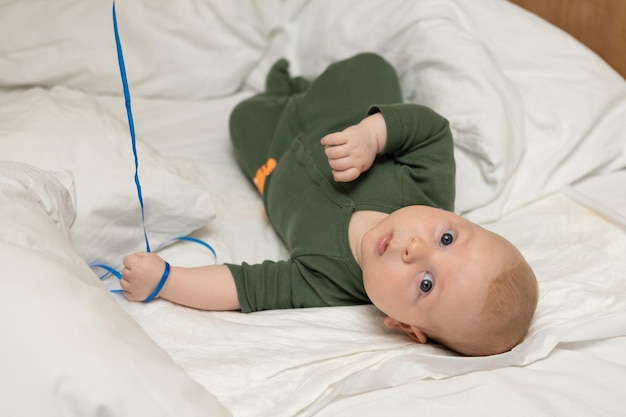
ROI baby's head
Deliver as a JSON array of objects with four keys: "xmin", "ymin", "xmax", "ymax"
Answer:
[{"xmin": 359, "ymin": 205, "xmax": 538, "ymax": 356}]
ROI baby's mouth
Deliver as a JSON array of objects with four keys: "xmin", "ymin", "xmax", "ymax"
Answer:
[{"xmin": 377, "ymin": 233, "xmax": 392, "ymax": 256}]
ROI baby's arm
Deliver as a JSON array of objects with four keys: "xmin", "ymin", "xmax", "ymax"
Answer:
[
  {"xmin": 320, "ymin": 112, "xmax": 387, "ymax": 182},
  {"xmin": 121, "ymin": 252, "xmax": 240, "ymax": 310}
]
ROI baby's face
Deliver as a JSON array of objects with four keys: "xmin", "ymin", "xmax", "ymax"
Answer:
[{"xmin": 359, "ymin": 206, "xmax": 510, "ymax": 342}]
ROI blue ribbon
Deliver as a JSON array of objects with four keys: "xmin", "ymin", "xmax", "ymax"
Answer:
[
  {"xmin": 93, "ymin": 237, "xmax": 217, "ymax": 301},
  {"xmin": 171, "ymin": 236, "xmax": 218, "ymax": 259},
  {"xmin": 92, "ymin": 261, "xmax": 170, "ymax": 300},
  {"xmin": 144, "ymin": 262, "xmax": 170, "ymax": 302},
  {"xmin": 99, "ymin": 3, "xmax": 218, "ymax": 302},
  {"xmin": 91, "ymin": 263, "xmax": 124, "ymax": 294},
  {"xmin": 113, "ymin": 2, "xmax": 150, "ymax": 253}
]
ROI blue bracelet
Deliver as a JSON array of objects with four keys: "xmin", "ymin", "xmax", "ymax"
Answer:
[{"xmin": 143, "ymin": 261, "xmax": 170, "ymax": 302}]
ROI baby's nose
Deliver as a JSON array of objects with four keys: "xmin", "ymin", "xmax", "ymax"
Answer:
[{"xmin": 402, "ymin": 237, "xmax": 426, "ymax": 263}]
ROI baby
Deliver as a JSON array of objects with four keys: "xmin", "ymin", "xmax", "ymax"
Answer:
[{"xmin": 121, "ymin": 53, "xmax": 538, "ymax": 356}]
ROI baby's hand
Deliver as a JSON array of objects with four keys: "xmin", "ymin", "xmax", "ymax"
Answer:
[
  {"xmin": 121, "ymin": 252, "xmax": 168, "ymax": 301},
  {"xmin": 321, "ymin": 113, "xmax": 386, "ymax": 182}
]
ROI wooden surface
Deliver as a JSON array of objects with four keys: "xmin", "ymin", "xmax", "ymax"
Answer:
[{"xmin": 509, "ymin": 0, "xmax": 626, "ymax": 79}]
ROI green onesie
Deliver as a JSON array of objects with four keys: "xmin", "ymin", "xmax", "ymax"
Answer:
[{"xmin": 226, "ymin": 53, "xmax": 455, "ymax": 313}]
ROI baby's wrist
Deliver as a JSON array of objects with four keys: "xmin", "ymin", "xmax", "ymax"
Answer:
[
  {"xmin": 360, "ymin": 113, "xmax": 387, "ymax": 154},
  {"xmin": 152, "ymin": 263, "xmax": 174, "ymax": 301}
]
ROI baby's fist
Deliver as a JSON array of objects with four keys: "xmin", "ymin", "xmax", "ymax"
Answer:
[{"xmin": 120, "ymin": 252, "xmax": 167, "ymax": 301}]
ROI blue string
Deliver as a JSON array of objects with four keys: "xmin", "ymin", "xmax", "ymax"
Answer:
[
  {"xmin": 100, "ymin": 3, "xmax": 218, "ymax": 302},
  {"xmin": 92, "ymin": 237, "xmax": 217, "ymax": 299},
  {"xmin": 171, "ymin": 236, "xmax": 218, "ymax": 260},
  {"xmin": 92, "ymin": 262, "xmax": 169, "ymax": 299},
  {"xmin": 144, "ymin": 262, "xmax": 171, "ymax": 302},
  {"xmin": 91, "ymin": 264, "xmax": 124, "ymax": 294},
  {"xmin": 112, "ymin": 2, "xmax": 150, "ymax": 253}
]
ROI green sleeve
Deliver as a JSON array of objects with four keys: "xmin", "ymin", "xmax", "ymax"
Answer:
[
  {"xmin": 226, "ymin": 258, "xmax": 368, "ymax": 313},
  {"xmin": 368, "ymin": 103, "xmax": 456, "ymax": 211}
]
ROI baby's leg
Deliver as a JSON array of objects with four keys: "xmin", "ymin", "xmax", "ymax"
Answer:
[
  {"xmin": 229, "ymin": 53, "xmax": 400, "ymax": 192},
  {"xmin": 295, "ymin": 53, "xmax": 403, "ymax": 132},
  {"xmin": 229, "ymin": 59, "xmax": 310, "ymax": 184}
]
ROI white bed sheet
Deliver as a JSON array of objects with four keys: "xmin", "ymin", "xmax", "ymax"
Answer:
[
  {"xmin": 2, "ymin": 0, "xmax": 625, "ymax": 415},
  {"xmin": 97, "ymin": 94, "xmax": 626, "ymax": 417},
  {"xmin": 565, "ymin": 169, "xmax": 626, "ymax": 231}
]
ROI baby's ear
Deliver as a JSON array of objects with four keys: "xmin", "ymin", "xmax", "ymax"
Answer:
[{"xmin": 383, "ymin": 316, "xmax": 428, "ymax": 344}]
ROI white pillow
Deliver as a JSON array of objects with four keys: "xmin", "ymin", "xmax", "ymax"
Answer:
[
  {"xmin": 0, "ymin": 86, "xmax": 216, "ymax": 269},
  {"xmin": 0, "ymin": 161, "xmax": 75, "ymax": 252},
  {"xmin": 0, "ymin": 0, "xmax": 282, "ymax": 99},
  {"xmin": 0, "ymin": 161, "xmax": 229, "ymax": 417}
]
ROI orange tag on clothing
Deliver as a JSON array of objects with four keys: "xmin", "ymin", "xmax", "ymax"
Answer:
[{"xmin": 253, "ymin": 157, "xmax": 277, "ymax": 195}]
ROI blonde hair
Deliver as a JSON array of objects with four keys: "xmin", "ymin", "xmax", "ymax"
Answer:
[{"xmin": 434, "ymin": 248, "xmax": 539, "ymax": 356}]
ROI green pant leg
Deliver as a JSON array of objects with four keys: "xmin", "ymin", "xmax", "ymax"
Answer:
[
  {"xmin": 295, "ymin": 53, "xmax": 403, "ymax": 132},
  {"xmin": 230, "ymin": 53, "xmax": 400, "ymax": 190},
  {"xmin": 229, "ymin": 94, "xmax": 285, "ymax": 181},
  {"xmin": 229, "ymin": 59, "xmax": 310, "ymax": 182}
]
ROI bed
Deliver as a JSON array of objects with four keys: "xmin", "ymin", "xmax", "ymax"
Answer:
[{"xmin": 1, "ymin": 0, "xmax": 625, "ymax": 416}]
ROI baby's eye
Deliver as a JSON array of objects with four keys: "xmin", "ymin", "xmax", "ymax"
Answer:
[
  {"xmin": 440, "ymin": 231, "xmax": 455, "ymax": 246},
  {"xmin": 420, "ymin": 273, "xmax": 434, "ymax": 296}
]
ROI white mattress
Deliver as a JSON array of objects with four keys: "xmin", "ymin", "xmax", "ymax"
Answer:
[{"xmin": 1, "ymin": 0, "xmax": 626, "ymax": 416}]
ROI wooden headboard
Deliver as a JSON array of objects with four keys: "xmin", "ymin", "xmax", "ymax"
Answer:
[{"xmin": 509, "ymin": 0, "xmax": 626, "ymax": 80}]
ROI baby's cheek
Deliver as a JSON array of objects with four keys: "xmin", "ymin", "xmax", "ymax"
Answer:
[{"xmin": 363, "ymin": 274, "xmax": 391, "ymax": 308}]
